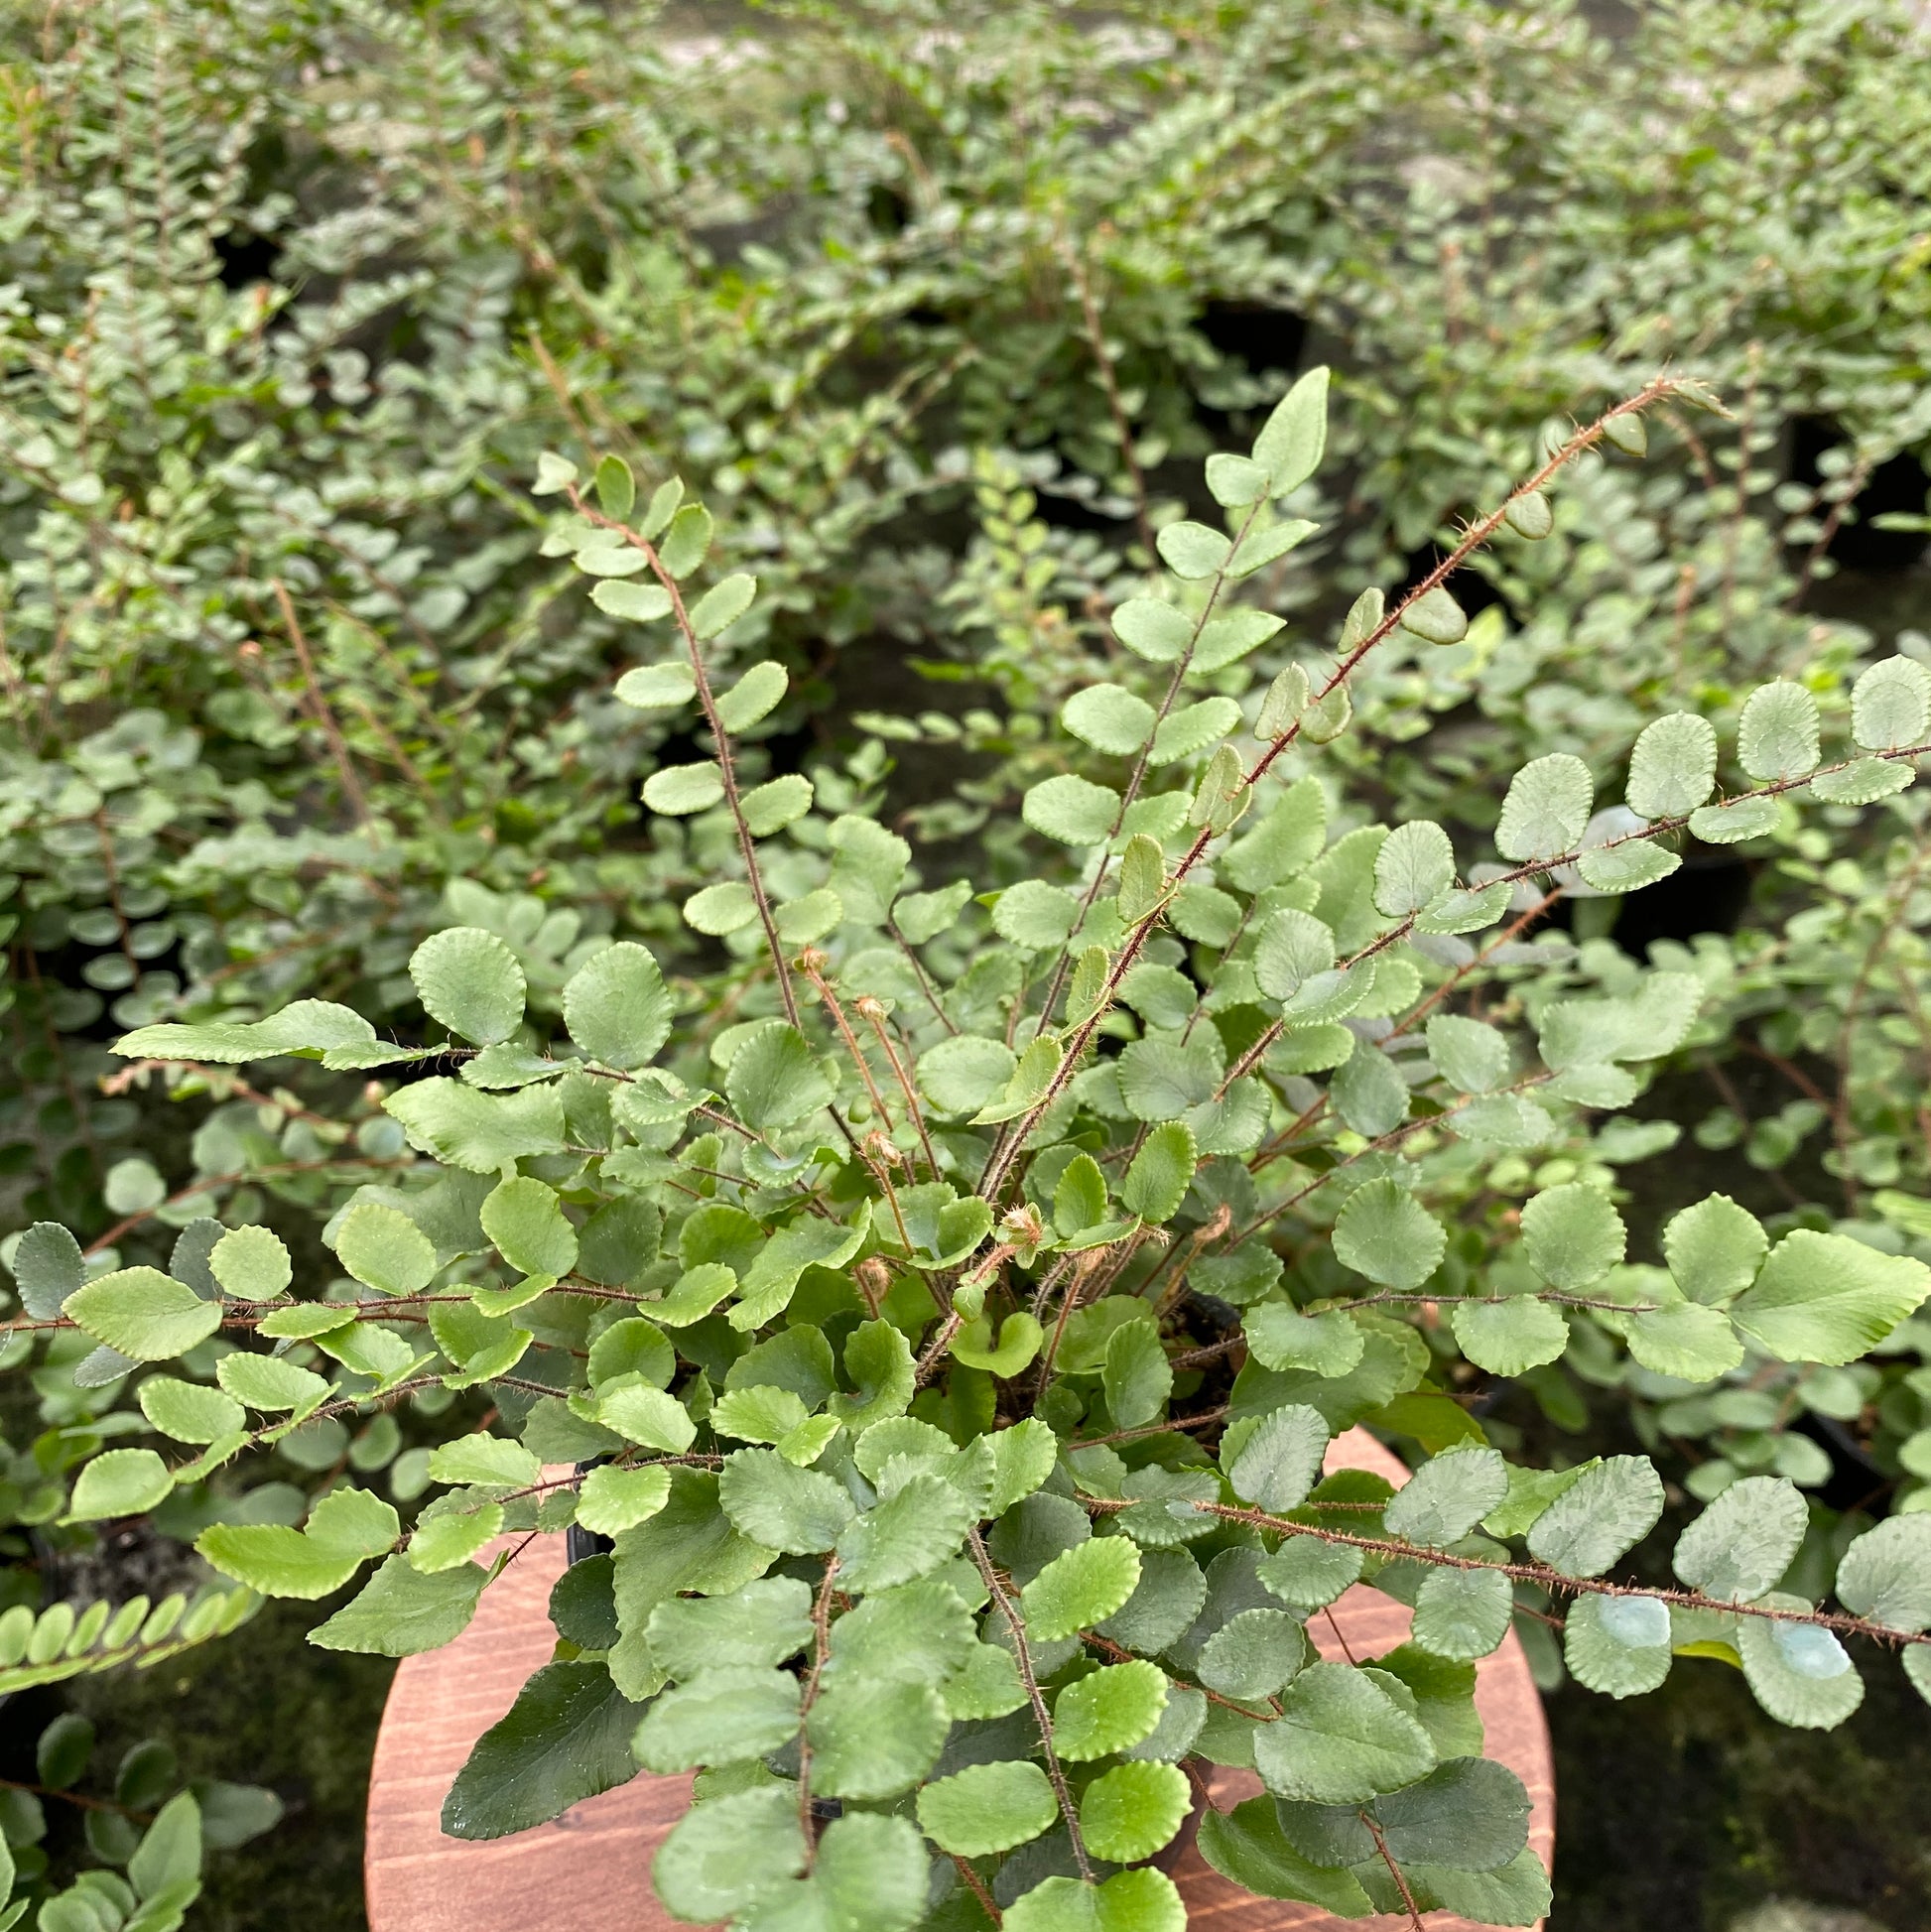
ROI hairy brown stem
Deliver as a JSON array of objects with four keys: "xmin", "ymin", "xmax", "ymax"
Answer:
[
  {"xmin": 1789, "ymin": 451, "xmax": 1871, "ymax": 611},
  {"xmin": 797, "ymin": 1556, "xmax": 840, "ymax": 1868},
  {"xmin": 1025, "ymin": 495, "xmax": 1269, "ymax": 1053},
  {"xmin": 1360, "ymin": 1809, "xmax": 1426, "ymax": 1932},
  {"xmin": 801, "ymin": 959, "xmax": 896, "ymax": 1128},
  {"xmin": 564, "ymin": 483, "xmax": 800, "ymax": 1027},
  {"xmin": 1147, "ymin": 1204, "xmax": 1232, "ymax": 1317},
  {"xmin": 1026, "ymin": 1251, "xmax": 1080, "ymax": 1323},
  {"xmin": 81, "ymin": 1154, "xmax": 417, "ymax": 1256},
  {"xmin": 1267, "ymin": 1070, "xmax": 1559, "ymax": 1217},
  {"xmin": 1087, "ymin": 1497, "xmax": 1931, "ymax": 1648},
  {"xmin": 977, "ymin": 380, "xmax": 1697, "ymax": 1204},
  {"xmin": 1034, "ymin": 1250, "xmax": 1105, "ymax": 1397},
  {"xmin": 983, "ymin": 714, "xmax": 1931, "ymax": 1211},
  {"xmin": 966, "ymin": 1526, "xmax": 1094, "ymax": 1881},
  {"xmin": 170, "ymin": 1375, "xmax": 449, "ymax": 1477},
  {"xmin": 949, "ymin": 1855, "xmax": 1003, "ymax": 1925},
  {"xmin": 1333, "ymin": 1287, "xmax": 1654, "ymax": 1316},
  {"xmin": 1082, "ymin": 1224, "xmax": 1169, "ymax": 1308},
  {"xmin": 1077, "ymin": 1403, "xmax": 1228, "ymax": 1448},
  {"xmin": 857, "ymin": 997, "xmax": 945, "ymax": 1182},
  {"xmin": 885, "ymin": 917, "xmax": 959, "ymax": 1035},
  {"xmin": 1702, "ymin": 1057, "xmax": 1803, "ymax": 1211},
  {"xmin": 271, "ymin": 579, "xmax": 372, "ymax": 831},
  {"xmin": 1168, "ymin": 1335, "xmax": 1245, "ymax": 1371},
  {"xmin": 915, "ymin": 1311, "xmax": 966, "ymax": 1386},
  {"xmin": 1830, "ymin": 837, "xmax": 1931, "ymax": 1213},
  {"xmin": 102, "ymin": 1058, "xmax": 346, "ymax": 1131},
  {"xmin": 1324, "ymin": 1607, "xmax": 1358, "ymax": 1666},
  {"xmin": 1395, "ymin": 886, "xmax": 1565, "ymax": 1035},
  {"xmin": 1087, "ymin": 1631, "xmax": 1275, "ymax": 1717}
]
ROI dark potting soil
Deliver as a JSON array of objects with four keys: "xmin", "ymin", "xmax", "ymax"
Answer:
[{"xmin": 52, "ymin": 1596, "xmax": 394, "ymax": 1932}]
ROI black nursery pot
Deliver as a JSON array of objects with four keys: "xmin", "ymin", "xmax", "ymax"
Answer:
[
  {"xmin": 1797, "ymin": 1413, "xmax": 1887, "ymax": 1513},
  {"xmin": 565, "ymin": 1456, "xmax": 615, "ymax": 1568}
]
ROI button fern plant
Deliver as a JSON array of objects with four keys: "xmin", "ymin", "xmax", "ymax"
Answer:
[{"xmin": 7, "ymin": 367, "xmax": 1930, "ymax": 1932}]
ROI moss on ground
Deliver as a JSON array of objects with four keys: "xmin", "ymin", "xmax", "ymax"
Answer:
[
  {"xmin": 1550, "ymin": 1653, "xmax": 1931, "ymax": 1930},
  {"xmin": 61, "ymin": 1597, "xmax": 392, "ymax": 1932}
]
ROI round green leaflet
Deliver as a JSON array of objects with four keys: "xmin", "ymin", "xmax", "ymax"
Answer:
[
  {"xmin": 333, "ymin": 1204, "xmax": 437, "ymax": 1297},
  {"xmin": 1494, "ymin": 753, "xmax": 1593, "ymax": 862},
  {"xmin": 1564, "ymin": 1594, "xmax": 1673, "ymax": 1698},
  {"xmin": 208, "ymin": 1225, "xmax": 292, "ymax": 1302},
  {"xmin": 1738, "ymin": 681, "xmax": 1820, "ymax": 783},
  {"xmin": 1738, "ymin": 1599, "xmax": 1865, "ymax": 1729},
  {"xmin": 1253, "ymin": 1663, "xmax": 1437, "ymax": 1804},
  {"xmin": 67, "ymin": 1449, "xmax": 173, "ymax": 1522},
  {"xmin": 564, "ymin": 942, "xmax": 673, "ymax": 1070},
  {"xmin": 1399, "ymin": 584, "xmax": 1468, "ymax": 645},
  {"xmin": 614, "ymin": 662, "xmax": 696, "ymax": 710},
  {"xmin": 725, "ymin": 1022, "xmax": 835, "ymax": 1131},
  {"xmin": 632, "ymin": 1667, "xmax": 801, "ymax": 1774},
  {"xmin": 653, "ymin": 1789, "xmax": 804, "ymax": 1923},
  {"xmin": 64, "ymin": 1269, "xmax": 221, "ymax": 1362},
  {"xmin": 919, "ymin": 1035, "xmax": 1018, "ymax": 1115},
  {"xmin": 1851, "ymin": 655, "xmax": 1931, "ymax": 750},
  {"xmin": 1051, "ymin": 1659, "xmax": 1170, "ymax": 1759},
  {"xmin": 1520, "ymin": 1183, "xmax": 1626, "ymax": 1291},
  {"xmin": 642, "ymin": 762, "xmax": 725, "ymax": 815},
  {"xmin": 480, "ymin": 1177, "xmax": 578, "ymax": 1280},
  {"xmin": 409, "ymin": 927, "xmax": 526, "ymax": 1046},
  {"xmin": 1332, "ymin": 1179, "xmax": 1446, "ymax": 1291},
  {"xmin": 1024, "ymin": 774, "xmax": 1121, "ymax": 847},
  {"xmin": 916, "ymin": 1761, "xmax": 1058, "ymax": 1857},
  {"xmin": 1063, "ymin": 683, "xmax": 1156, "ymax": 755},
  {"xmin": 1021, "ymin": 1538, "xmax": 1143, "ymax": 1642},
  {"xmin": 1079, "ymin": 1761, "xmax": 1193, "ymax": 1863}
]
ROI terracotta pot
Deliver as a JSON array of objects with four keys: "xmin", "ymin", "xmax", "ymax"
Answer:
[{"xmin": 365, "ymin": 1430, "xmax": 1554, "ymax": 1932}]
